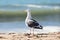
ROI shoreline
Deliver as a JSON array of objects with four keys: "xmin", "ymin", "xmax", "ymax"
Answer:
[{"xmin": 0, "ymin": 32, "xmax": 60, "ymax": 40}]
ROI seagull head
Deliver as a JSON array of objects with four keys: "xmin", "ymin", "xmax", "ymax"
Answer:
[{"xmin": 24, "ymin": 9, "xmax": 30, "ymax": 13}]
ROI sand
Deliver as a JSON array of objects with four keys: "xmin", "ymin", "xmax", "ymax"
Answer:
[{"xmin": 0, "ymin": 32, "xmax": 60, "ymax": 40}]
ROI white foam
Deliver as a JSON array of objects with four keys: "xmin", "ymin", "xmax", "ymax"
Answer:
[
  {"xmin": 6, "ymin": 4, "xmax": 60, "ymax": 9},
  {"xmin": 43, "ymin": 26, "xmax": 60, "ymax": 32},
  {"xmin": 0, "ymin": 4, "xmax": 60, "ymax": 11},
  {"xmin": 25, "ymin": 26, "xmax": 60, "ymax": 33},
  {"xmin": 26, "ymin": 4, "xmax": 42, "ymax": 8},
  {"xmin": 26, "ymin": 4, "xmax": 60, "ymax": 9}
]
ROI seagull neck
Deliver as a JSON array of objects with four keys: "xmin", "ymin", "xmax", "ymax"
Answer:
[{"xmin": 27, "ymin": 11, "xmax": 32, "ymax": 19}]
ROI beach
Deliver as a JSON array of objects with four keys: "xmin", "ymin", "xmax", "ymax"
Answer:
[
  {"xmin": 0, "ymin": 32, "xmax": 60, "ymax": 40},
  {"xmin": 0, "ymin": 0, "xmax": 60, "ymax": 40}
]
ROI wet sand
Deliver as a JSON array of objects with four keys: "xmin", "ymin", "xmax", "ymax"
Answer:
[{"xmin": 0, "ymin": 32, "xmax": 60, "ymax": 40}]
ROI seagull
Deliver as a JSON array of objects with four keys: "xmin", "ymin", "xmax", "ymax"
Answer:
[{"xmin": 24, "ymin": 9, "xmax": 43, "ymax": 35}]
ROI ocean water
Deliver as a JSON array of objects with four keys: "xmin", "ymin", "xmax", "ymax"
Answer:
[
  {"xmin": 0, "ymin": 21, "xmax": 60, "ymax": 33},
  {"xmin": 0, "ymin": 0, "xmax": 60, "ymax": 33},
  {"xmin": 0, "ymin": 13, "xmax": 60, "ymax": 33},
  {"xmin": 0, "ymin": 6, "xmax": 60, "ymax": 33}
]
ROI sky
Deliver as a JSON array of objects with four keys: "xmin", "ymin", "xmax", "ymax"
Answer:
[{"xmin": 0, "ymin": 0, "xmax": 60, "ymax": 5}]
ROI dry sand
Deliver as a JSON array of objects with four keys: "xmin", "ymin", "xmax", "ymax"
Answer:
[{"xmin": 0, "ymin": 32, "xmax": 60, "ymax": 40}]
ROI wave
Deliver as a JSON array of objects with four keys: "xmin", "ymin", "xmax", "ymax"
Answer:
[
  {"xmin": 0, "ymin": 4, "xmax": 60, "ymax": 10},
  {"xmin": 26, "ymin": 4, "xmax": 60, "ymax": 8}
]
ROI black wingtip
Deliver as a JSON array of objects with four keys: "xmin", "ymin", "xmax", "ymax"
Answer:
[
  {"xmin": 40, "ymin": 25, "xmax": 43, "ymax": 29},
  {"xmin": 33, "ymin": 25, "xmax": 43, "ymax": 29}
]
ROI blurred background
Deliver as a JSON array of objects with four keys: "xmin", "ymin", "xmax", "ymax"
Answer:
[{"xmin": 0, "ymin": 0, "xmax": 60, "ymax": 33}]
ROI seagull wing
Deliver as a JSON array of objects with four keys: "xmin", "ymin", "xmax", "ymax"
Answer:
[
  {"xmin": 27, "ymin": 19, "xmax": 39, "ymax": 27},
  {"xmin": 27, "ymin": 19, "xmax": 43, "ymax": 29}
]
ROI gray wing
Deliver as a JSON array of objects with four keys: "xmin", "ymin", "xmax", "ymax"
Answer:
[
  {"xmin": 27, "ymin": 19, "xmax": 43, "ymax": 29},
  {"xmin": 27, "ymin": 19, "xmax": 39, "ymax": 27}
]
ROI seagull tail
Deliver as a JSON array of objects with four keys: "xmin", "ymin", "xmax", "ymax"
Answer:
[{"xmin": 39, "ymin": 25, "xmax": 43, "ymax": 29}]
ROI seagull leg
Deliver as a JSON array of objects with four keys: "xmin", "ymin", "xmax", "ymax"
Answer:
[
  {"xmin": 30, "ymin": 28, "xmax": 31, "ymax": 35},
  {"xmin": 32, "ymin": 28, "xmax": 34, "ymax": 36}
]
